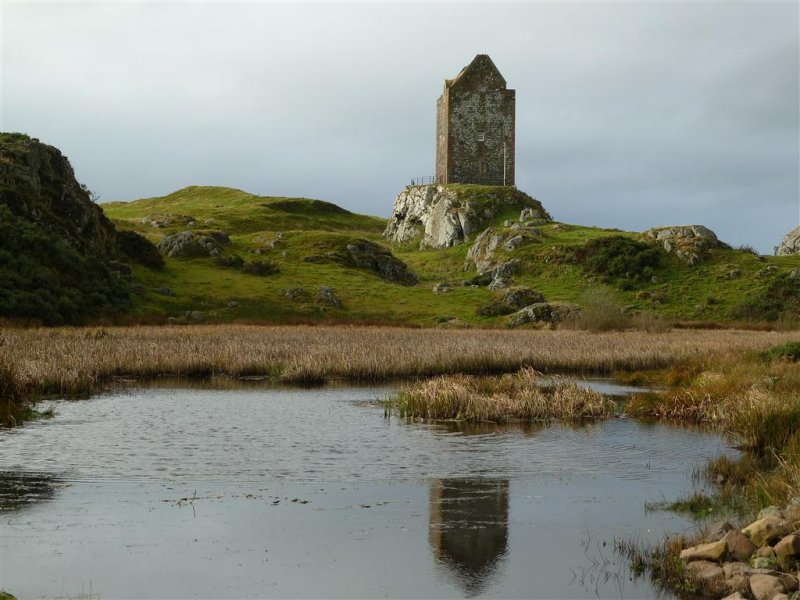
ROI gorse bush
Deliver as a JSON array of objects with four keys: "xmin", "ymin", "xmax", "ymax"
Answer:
[{"xmin": 575, "ymin": 236, "xmax": 662, "ymax": 288}]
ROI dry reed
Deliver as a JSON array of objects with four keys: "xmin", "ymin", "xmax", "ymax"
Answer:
[
  {"xmin": 389, "ymin": 368, "xmax": 615, "ymax": 422},
  {"xmin": 0, "ymin": 326, "xmax": 794, "ymax": 403}
]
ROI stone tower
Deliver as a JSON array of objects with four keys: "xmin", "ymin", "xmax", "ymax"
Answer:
[{"xmin": 436, "ymin": 55, "xmax": 515, "ymax": 186}]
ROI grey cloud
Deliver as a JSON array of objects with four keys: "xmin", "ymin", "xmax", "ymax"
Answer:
[{"xmin": 3, "ymin": 1, "xmax": 797, "ymax": 253}]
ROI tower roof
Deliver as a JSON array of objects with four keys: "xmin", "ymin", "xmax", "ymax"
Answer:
[{"xmin": 445, "ymin": 54, "xmax": 507, "ymax": 89}]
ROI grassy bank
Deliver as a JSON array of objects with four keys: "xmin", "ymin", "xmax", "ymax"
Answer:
[{"xmin": 1, "ymin": 325, "xmax": 795, "ymax": 425}]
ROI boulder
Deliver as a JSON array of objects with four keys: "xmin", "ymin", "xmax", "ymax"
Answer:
[
  {"xmin": 283, "ymin": 287, "xmax": 309, "ymax": 302},
  {"xmin": 723, "ymin": 562, "xmax": 754, "ymax": 595},
  {"xmin": 743, "ymin": 517, "xmax": 788, "ymax": 547},
  {"xmin": 477, "ymin": 287, "xmax": 546, "ymax": 317},
  {"xmin": 721, "ymin": 593, "xmax": 749, "ymax": 600},
  {"xmin": 707, "ymin": 521, "xmax": 735, "ymax": 542},
  {"xmin": 776, "ymin": 226, "xmax": 800, "ymax": 256},
  {"xmin": 465, "ymin": 227, "xmax": 542, "ymax": 274},
  {"xmin": 507, "ymin": 302, "xmax": 581, "ymax": 328},
  {"xmin": 750, "ymin": 574, "xmax": 788, "ymax": 600},
  {"xmin": 784, "ymin": 497, "xmax": 800, "ymax": 525},
  {"xmin": 341, "ymin": 241, "xmax": 417, "ymax": 285},
  {"xmin": 685, "ymin": 559, "xmax": 724, "ymax": 584},
  {"xmin": 432, "ymin": 282, "xmax": 454, "ymax": 294},
  {"xmin": 383, "ymin": 184, "xmax": 549, "ymax": 249},
  {"xmin": 158, "ymin": 230, "xmax": 231, "ymax": 258},
  {"xmin": 774, "ymin": 535, "xmax": 800, "ymax": 560},
  {"xmin": 680, "ymin": 540, "xmax": 728, "ymax": 563},
  {"xmin": 724, "ymin": 529, "xmax": 758, "ymax": 563},
  {"xmin": 487, "ymin": 277, "xmax": 512, "ymax": 291},
  {"xmin": 316, "ymin": 286, "xmax": 342, "ymax": 308},
  {"xmin": 642, "ymin": 225, "xmax": 726, "ymax": 264},
  {"xmin": 185, "ymin": 310, "xmax": 204, "ymax": 322}
]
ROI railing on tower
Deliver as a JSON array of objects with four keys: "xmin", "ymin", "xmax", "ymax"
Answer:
[{"xmin": 408, "ymin": 176, "xmax": 439, "ymax": 186}]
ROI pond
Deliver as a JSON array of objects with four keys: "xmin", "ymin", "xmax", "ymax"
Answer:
[{"xmin": 0, "ymin": 381, "xmax": 733, "ymax": 598}]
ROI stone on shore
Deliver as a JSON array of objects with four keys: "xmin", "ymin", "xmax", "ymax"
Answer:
[{"xmin": 680, "ymin": 540, "xmax": 728, "ymax": 563}]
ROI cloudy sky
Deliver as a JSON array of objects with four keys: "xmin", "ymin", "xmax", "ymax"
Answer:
[{"xmin": 3, "ymin": 1, "xmax": 798, "ymax": 253}]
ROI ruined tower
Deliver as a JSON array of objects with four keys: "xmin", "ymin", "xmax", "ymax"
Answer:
[{"xmin": 436, "ymin": 55, "xmax": 515, "ymax": 186}]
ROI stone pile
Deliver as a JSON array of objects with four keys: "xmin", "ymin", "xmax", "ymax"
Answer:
[{"xmin": 679, "ymin": 498, "xmax": 800, "ymax": 599}]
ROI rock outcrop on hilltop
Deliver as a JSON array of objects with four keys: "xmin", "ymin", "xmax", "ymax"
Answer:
[
  {"xmin": 383, "ymin": 184, "xmax": 549, "ymax": 249},
  {"xmin": 642, "ymin": 225, "xmax": 727, "ymax": 265},
  {"xmin": 776, "ymin": 226, "xmax": 800, "ymax": 256},
  {"xmin": 0, "ymin": 133, "xmax": 160, "ymax": 323}
]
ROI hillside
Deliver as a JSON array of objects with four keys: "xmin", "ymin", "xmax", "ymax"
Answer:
[
  {"xmin": 0, "ymin": 133, "xmax": 161, "ymax": 324},
  {"xmin": 102, "ymin": 184, "xmax": 800, "ymax": 327}
]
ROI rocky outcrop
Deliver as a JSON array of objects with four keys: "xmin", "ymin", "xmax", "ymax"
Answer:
[
  {"xmin": 776, "ymin": 226, "xmax": 800, "ymax": 256},
  {"xmin": 507, "ymin": 302, "xmax": 580, "ymax": 328},
  {"xmin": 476, "ymin": 287, "xmax": 545, "ymax": 317},
  {"xmin": 465, "ymin": 227, "xmax": 542, "ymax": 274},
  {"xmin": 0, "ymin": 133, "xmax": 160, "ymax": 324},
  {"xmin": 157, "ymin": 231, "xmax": 231, "ymax": 257},
  {"xmin": 383, "ymin": 184, "xmax": 549, "ymax": 249},
  {"xmin": 140, "ymin": 213, "xmax": 196, "ymax": 228},
  {"xmin": 341, "ymin": 240, "xmax": 417, "ymax": 285},
  {"xmin": 642, "ymin": 225, "xmax": 726, "ymax": 265}
]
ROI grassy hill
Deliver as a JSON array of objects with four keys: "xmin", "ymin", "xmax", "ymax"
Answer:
[{"xmin": 102, "ymin": 185, "xmax": 800, "ymax": 327}]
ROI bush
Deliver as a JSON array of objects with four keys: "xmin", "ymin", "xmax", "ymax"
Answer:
[
  {"xmin": 0, "ymin": 205, "xmax": 129, "ymax": 325},
  {"xmin": 733, "ymin": 274, "xmax": 800, "ymax": 321},
  {"xmin": 570, "ymin": 288, "xmax": 631, "ymax": 332},
  {"xmin": 762, "ymin": 341, "xmax": 800, "ymax": 362},
  {"xmin": 117, "ymin": 230, "xmax": 164, "ymax": 269},
  {"xmin": 575, "ymin": 236, "xmax": 662, "ymax": 287}
]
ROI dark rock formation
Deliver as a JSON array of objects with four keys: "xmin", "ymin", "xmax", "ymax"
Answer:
[{"xmin": 0, "ymin": 133, "xmax": 160, "ymax": 324}]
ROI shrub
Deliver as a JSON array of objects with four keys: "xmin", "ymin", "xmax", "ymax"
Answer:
[
  {"xmin": 570, "ymin": 288, "xmax": 631, "ymax": 332},
  {"xmin": 575, "ymin": 236, "xmax": 662, "ymax": 287},
  {"xmin": 117, "ymin": 230, "xmax": 164, "ymax": 269},
  {"xmin": 733, "ymin": 274, "xmax": 800, "ymax": 321}
]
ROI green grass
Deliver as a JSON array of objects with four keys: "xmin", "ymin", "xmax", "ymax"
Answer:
[{"xmin": 101, "ymin": 185, "xmax": 800, "ymax": 326}]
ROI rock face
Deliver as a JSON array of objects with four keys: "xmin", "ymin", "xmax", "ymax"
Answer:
[
  {"xmin": 642, "ymin": 225, "xmax": 726, "ymax": 265},
  {"xmin": 383, "ymin": 184, "xmax": 549, "ymax": 249},
  {"xmin": 157, "ymin": 231, "xmax": 231, "ymax": 258},
  {"xmin": 465, "ymin": 227, "xmax": 542, "ymax": 274},
  {"xmin": 776, "ymin": 226, "xmax": 800, "ymax": 256}
]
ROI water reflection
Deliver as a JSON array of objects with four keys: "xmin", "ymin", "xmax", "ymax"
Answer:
[
  {"xmin": 429, "ymin": 478, "xmax": 510, "ymax": 596},
  {"xmin": 0, "ymin": 470, "xmax": 59, "ymax": 512}
]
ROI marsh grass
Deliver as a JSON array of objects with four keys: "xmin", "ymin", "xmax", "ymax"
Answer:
[
  {"xmin": 0, "ymin": 325, "xmax": 796, "ymax": 426},
  {"xmin": 388, "ymin": 368, "xmax": 615, "ymax": 422}
]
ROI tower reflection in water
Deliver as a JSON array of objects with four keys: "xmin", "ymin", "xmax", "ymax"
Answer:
[{"xmin": 429, "ymin": 478, "xmax": 510, "ymax": 596}]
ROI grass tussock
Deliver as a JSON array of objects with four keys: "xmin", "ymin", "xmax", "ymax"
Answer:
[{"xmin": 388, "ymin": 368, "xmax": 615, "ymax": 422}]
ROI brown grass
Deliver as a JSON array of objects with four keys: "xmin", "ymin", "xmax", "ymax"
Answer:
[
  {"xmin": 389, "ymin": 368, "xmax": 615, "ymax": 422},
  {"xmin": 0, "ymin": 326, "xmax": 794, "ymax": 403}
]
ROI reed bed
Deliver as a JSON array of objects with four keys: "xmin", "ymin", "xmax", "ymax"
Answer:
[
  {"xmin": 389, "ymin": 368, "xmax": 615, "ymax": 422},
  {"xmin": 0, "ymin": 326, "xmax": 795, "ymax": 405}
]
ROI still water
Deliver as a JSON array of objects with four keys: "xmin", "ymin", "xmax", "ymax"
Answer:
[{"xmin": 0, "ymin": 382, "xmax": 733, "ymax": 598}]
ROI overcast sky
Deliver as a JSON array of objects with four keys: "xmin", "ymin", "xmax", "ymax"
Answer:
[{"xmin": 3, "ymin": 1, "xmax": 798, "ymax": 253}]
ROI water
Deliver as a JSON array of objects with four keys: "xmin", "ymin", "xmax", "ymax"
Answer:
[{"xmin": 0, "ymin": 382, "xmax": 734, "ymax": 599}]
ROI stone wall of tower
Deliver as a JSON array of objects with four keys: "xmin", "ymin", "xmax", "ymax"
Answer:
[{"xmin": 435, "ymin": 56, "xmax": 515, "ymax": 186}]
